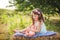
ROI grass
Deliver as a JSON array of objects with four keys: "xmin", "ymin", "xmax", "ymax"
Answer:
[
  {"xmin": 0, "ymin": 14, "xmax": 60, "ymax": 33},
  {"xmin": 45, "ymin": 16, "xmax": 60, "ymax": 33},
  {"xmin": 0, "ymin": 12, "xmax": 60, "ymax": 40}
]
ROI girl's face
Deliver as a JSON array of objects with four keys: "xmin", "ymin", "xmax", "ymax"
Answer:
[{"xmin": 32, "ymin": 13, "xmax": 38, "ymax": 21}]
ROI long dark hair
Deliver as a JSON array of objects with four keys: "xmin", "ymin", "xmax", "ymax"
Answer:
[{"xmin": 32, "ymin": 8, "xmax": 44, "ymax": 24}]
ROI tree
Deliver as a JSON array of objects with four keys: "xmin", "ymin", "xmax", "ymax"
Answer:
[{"xmin": 9, "ymin": 0, "xmax": 60, "ymax": 14}]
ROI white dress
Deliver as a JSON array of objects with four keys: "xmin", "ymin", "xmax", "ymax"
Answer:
[
  {"xmin": 35, "ymin": 21, "xmax": 47, "ymax": 34},
  {"xmin": 40, "ymin": 22, "xmax": 47, "ymax": 34}
]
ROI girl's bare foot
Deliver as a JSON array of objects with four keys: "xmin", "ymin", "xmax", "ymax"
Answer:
[{"xmin": 28, "ymin": 31, "xmax": 35, "ymax": 37}]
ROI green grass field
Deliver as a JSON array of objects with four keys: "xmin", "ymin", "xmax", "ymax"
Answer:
[{"xmin": 0, "ymin": 11, "xmax": 60, "ymax": 40}]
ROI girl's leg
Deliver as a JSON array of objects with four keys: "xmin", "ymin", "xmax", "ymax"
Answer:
[
  {"xmin": 22, "ymin": 29, "xmax": 35, "ymax": 36},
  {"xmin": 22, "ymin": 31, "xmax": 35, "ymax": 36},
  {"xmin": 28, "ymin": 31, "xmax": 35, "ymax": 36}
]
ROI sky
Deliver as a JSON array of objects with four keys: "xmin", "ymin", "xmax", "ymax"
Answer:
[{"xmin": 0, "ymin": 0, "xmax": 15, "ymax": 10}]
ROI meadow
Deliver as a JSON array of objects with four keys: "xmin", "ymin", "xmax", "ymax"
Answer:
[{"xmin": 0, "ymin": 9, "xmax": 60, "ymax": 40}]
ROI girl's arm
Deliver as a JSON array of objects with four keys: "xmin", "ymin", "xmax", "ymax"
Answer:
[
  {"xmin": 19, "ymin": 25, "xmax": 32, "ymax": 32},
  {"xmin": 31, "ymin": 21, "xmax": 43, "ymax": 32},
  {"xmin": 13, "ymin": 24, "xmax": 32, "ymax": 33},
  {"xmin": 13, "ymin": 27, "xmax": 29, "ymax": 33}
]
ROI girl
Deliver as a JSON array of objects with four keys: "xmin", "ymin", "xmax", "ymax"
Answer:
[{"xmin": 14, "ymin": 8, "xmax": 47, "ymax": 36}]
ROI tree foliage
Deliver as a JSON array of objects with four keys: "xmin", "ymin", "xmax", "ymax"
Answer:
[{"xmin": 9, "ymin": 0, "xmax": 60, "ymax": 14}]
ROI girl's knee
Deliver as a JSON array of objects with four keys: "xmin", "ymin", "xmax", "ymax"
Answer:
[{"xmin": 29, "ymin": 31, "xmax": 35, "ymax": 36}]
